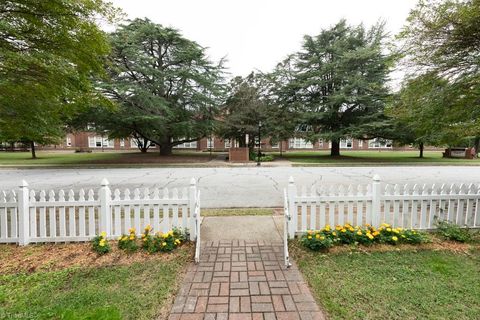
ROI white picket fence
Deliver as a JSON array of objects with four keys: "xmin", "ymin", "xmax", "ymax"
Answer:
[
  {"xmin": 0, "ymin": 178, "xmax": 201, "ymax": 246},
  {"xmin": 285, "ymin": 175, "xmax": 480, "ymax": 238}
]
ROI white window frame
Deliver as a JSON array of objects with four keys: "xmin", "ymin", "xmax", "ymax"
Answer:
[
  {"xmin": 207, "ymin": 137, "xmax": 214, "ymax": 149},
  {"xmin": 66, "ymin": 137, "xmax": 72, "ymax": 147},
  {"xmin": 224, "ymin": 139, "xmax": 231, "ymax": 149},
  {"xmin": 368, "ymin": 138, "xmax": 393, "ymax": 149},
  {"xmin": 88, "ymin": 136, "xmax": 113, "ymax": 148},
  {"xmin": 340, "ymin": 138, "xmax": 353, "ymax": 149},
  {"xmin": 358, "ymin": 140, "xmax": 363, "ymax": 148},
  {"xmin": 174, "ymin": 141, "xmax": 198, "ymax": 149},
  {"xmin": 270, "ymin": 141, "xmax": 279, "ymax": 149},
  {"xmin": 289, "ymin": 138, "xmax": 313, "ymax": 149}
]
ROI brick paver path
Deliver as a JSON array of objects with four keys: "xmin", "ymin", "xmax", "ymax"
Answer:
[{"xmin": 168, "ymin": 240, "xmax": 325, "ymax": 320}]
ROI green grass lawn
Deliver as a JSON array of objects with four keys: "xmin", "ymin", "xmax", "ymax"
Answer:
[
  {"xmin": 272, "ymin": 150, "xmax": 480, "ymax": 165},
  {"xmin": 0, "ymin": 245, "xmax": 192, "ymax": 320},
  {"xmin": 0, "ymin": 150, "xmax": 214, "ymax": 166},
  {"xmin": 292, "ymin": 243, "xmax": 480, "ymax": 320}
]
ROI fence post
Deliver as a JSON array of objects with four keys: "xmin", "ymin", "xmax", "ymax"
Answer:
[
  {"xmin": 17, "ymin": 180, "xmax": 30, "ymax": 246},
  {"xmin": 372, "ymin": 174, "xmax": 381, "ymax": 227},
  {"xmin": 189, "ymin": 178, "xmax": 197, "ymax": 241},
  {"xmin": 287, "ymin": 176, "xmax": 297, "ymax": 238},
  {"xmin": 99, "ymin": 178, "xmax": 112, "ymax": 237}
]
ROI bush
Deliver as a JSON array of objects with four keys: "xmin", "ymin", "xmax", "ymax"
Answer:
[
  {"xmin": 434, "ymin": 219, "xmax": 472, "ymax": 243},
  {"xmin": 301, "ymin": 230, "xmax": 334, "ymax": 251},
  {"xmin": 118, "ymin": 228, "xmax": 139, "ymax": 252},
  {"xmin": 153, "ymin": 228, "xmax": 186, "ymax": 252},
  {"xmin": 92, "ymin": 231, "xmax": 111, "ymax": 255},
  {"xmin": 301, "ymin": 223, "xmax": 430, "ymax": 251}
]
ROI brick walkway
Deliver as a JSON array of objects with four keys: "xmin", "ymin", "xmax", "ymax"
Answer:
[{"xmin": 168, "ymin": 240, "xmax": 325, "ymax": 320}]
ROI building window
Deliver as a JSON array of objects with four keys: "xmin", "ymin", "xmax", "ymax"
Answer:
[
  {"xmin": 358, "ymin": 140, "xmax": 363, "ymax": 148},
  {"xmin": 174, "ymin": 141, "xmax": 198, "ymax": 148},
  {"xmin": 289, "ymin": 138, "xmax": 313, "ymax": 149},
  {"xmin": 88, "ymin": 136, "xmax": 113, "ymax": 148},
  {"xmin": 270, "ymin": 141, "xmax": 279, "ymax": 149},
  {"xmin": 340, "ymin": 139, "xmax": 353, "ymax": 149},
  {"xmin": 368, "ymin": 138, "xmax": 393, "ymax": 149},
  {"xmin": 66, "ymin": 137, "xmax": 72, "ymax": 147},
  {"xmin": 120, "ymin": 139, "xmax": 125, "ymax": 147},
  {"xmin": 207, "ymin": 137, "xmax": 214, "ymax": 149},
  {"xmin": 224, "ymin": 139, "xmax": 231, "ymax": 149}
]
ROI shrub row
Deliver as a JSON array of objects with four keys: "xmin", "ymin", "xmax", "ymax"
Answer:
[
  {"xmin": 301, "ymin": 223, "xmax": 429, "ymax": 251},
  {"xmin": 92, "ymin": 225, "xmax": 187, "ymax": 255}
]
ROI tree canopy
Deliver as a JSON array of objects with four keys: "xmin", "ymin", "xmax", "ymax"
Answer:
[
  {"xmin": 0, "ymin": 0, "xmax": 118, "ymax": 157},
  {"xmin": 278, "ymin": 20, "xmax": 392, "ymax": 156},
  {"xmin": 98, "ymin": 19, "xmax": 226, "ymax": 155},
  {"xmin": 397, "ymin": 0, "xmax": 480, "ymax": 150}
]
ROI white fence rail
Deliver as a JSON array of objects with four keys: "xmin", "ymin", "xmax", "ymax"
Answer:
[
  {"xmin": 0, "ymin": 178, "xmax": 200, "ymax": 245},
  {"xmin": 285, "ymin": 175, "xmax": 480, "ymax": 238}
]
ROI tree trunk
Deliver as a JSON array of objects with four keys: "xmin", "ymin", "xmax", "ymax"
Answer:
[
  {"xmin": 159, "ymin": 145, "xmax": 172, "ymax": 156},
  {"xmin": 474, "ymin": 137, "xmax": 480, "ymax": 154},
  {"xmin": 30, "ymin": 141, "xmax": 36, "ymax": 159},
  {"xmin": 330, "ymin": 139, "xmax": 340, "ymax": 157},
  {"xmin": 419, "ymin": 142, "xmax": 424, "ymax": 158},
  {"xmin": 140, "ymin": 145, "xmax": 148, "ymax": 153}
]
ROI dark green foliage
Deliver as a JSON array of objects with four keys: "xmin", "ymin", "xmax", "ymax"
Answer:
[
  {"xmin": 284, "ymin": 20, "xmax": 392, "ymax": 156},
  {"xmin": 98, "ymin": 19, "xmax": 226, "ymax": 155},
  {"xmin": 434, "ymin": 219, "xmax": 472, "ymax": 243},
  {"xmin": 0, "ymin": 0, "xmax": 117, "ymax": 158}
]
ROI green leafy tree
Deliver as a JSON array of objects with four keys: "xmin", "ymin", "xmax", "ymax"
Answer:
[
  {"xmin": 100, "ymin": 19, "xmax": 225, "ymax": 156},
  {"xmin": 285, "ymin": 20, "xmax": 392, "ymax": 156},
  {"xmin": 0, "ymin": 0, "xmax": 118, "ymax": 158},
  {"xmin": 399, "ymin": 0, "xmax": 480, "ymax": 150},
  {"xmin": 217, "ymin": 73, "xmax": 271, "ymax": 153},
  {"xmin": 388, "ymin": 74, "xmax": 452, "ymax": 157}
]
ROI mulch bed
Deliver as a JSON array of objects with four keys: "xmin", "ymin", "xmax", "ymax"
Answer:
[{"xmin": 0, "ymin": 241, "xmax": 194, "ymax": 275}]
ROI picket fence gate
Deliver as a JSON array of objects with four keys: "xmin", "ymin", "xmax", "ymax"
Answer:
[
  {"xmin": 0, "ymin": 178, "xmax": 201, "ymax": 248},
  {"xmin": 284, "ymin": 175, "xmax": 480, "ymax": 239}
]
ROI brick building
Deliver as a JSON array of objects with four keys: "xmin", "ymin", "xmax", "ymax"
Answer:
[{"xmin": 41, "ymin": 131, "xmax": 421, "ymax": 152}]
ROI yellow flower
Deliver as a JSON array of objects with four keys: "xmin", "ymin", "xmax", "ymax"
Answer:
[
  {"xmin": 129, "ymin": 235, "xmax": 135, "ymax": 240},
  {"xmin": 348, "ymin": 227, "xmax": 354, "ymax": 232},
  {"xmin": 307, "ymin": 236, "xmax": 312, "ymax": 239},
  {"xmin": 356, "ymin": 231, "xmax": 362, "ymax": 236},
  {"xmin": 386, "ymin": 228, "xmax": 392, "ymax": 232},
  {"xmin": 99, "ymin": 239, "xmax": 106, "ymax": 247},
  {"xmin": 100, "ymin": 231, "xmax": 107, "ymax": 238},
  {"xmin": 382, "ymin": 223, "xmax": 390, "ymax": 227},
  {"xmin": 145, "ymin": 224, "xmax": 152, "ymax": 231},
  {"xmin": 118, "ymin": 236, "xmax": 123, "ymax": 241},
  {"xmin": 320, "ymin": 236, "xmax": 325, "ymax": 240},
  {"xmin": 367, "ymin": 233, "xmax": 374, "ymax": 240},
  {"xmin": 175, "ymin": 239, "xmax": 181, "ymax": 245},
  {"xmin": 315, "ymin": 234, "xmax": 320, "ymax": 239},
  {"xmin": 324, "ymin": 225, "xmax": 331, "ymax": 231},
  {"xmin": 365, "ymin": 223, "xmax": 371, "ymax": 227},
  {"xmin": 341, "ymin": 229, "xmax": 346, "ymax": 233},
  {"xmin": 392, "ymin": 236, "xmax": 398, "ymax": 241},
  {"xmin": 393, "ymin": 229, "xmax": 400, "ymax": 234},
  {"xmin": 141, "ymin": 233, "xmax": 145, "ymax": 238},
  {"xmin": 332, "ymin": 232, "xmax": 337, "ymax": 236},
  {"xmin": 401, "ymin": 235, "xmax": 406, "ymax": 238},
  {"xmin": 336, "ymin": 225, "xmax": 342, "ymax": 231},
  {"xmin": 162, "ymin": 242, "xmax": 167, "ymax": 247},
  {"xmin": 162, "ymin": 233, "xmax": 168, "ymax": 239},
  {"xmin": 373, "ymin": 231, "xmax": 380, "ymax": 236}
]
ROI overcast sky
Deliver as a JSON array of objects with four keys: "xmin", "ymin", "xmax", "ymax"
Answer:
[{"xmin": 110, "ymin": 0, "xmax": 418, "ymax": 78}]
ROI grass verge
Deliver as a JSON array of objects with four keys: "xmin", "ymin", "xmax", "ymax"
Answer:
[
  {"xmin": 201, "ymin": 208, "xmax": 275, "ymax": 217},
  {"xmin": 0, "ymin": 243, "xmax": 193, "ymax": 320},
  {"xmin": 291, "ymin": 241, "xmax": 480, "ymax": 320},
  {"xmin": 271, "ymin": 150, "xmax": 480, "ymax": 165}
]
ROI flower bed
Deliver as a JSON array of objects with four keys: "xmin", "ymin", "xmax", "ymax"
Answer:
[
  {"xmin": 92, "ymin": 225, "xmax": 187, "ymax": 255},
  {"xmin": 301, "ymin": 223, "xmax": 429, "ymax": 251}
]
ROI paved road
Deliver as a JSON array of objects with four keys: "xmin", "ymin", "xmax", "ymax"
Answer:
[{"xmin": 1, "ymin": 167, "xmax": 479, "ymax": 207}]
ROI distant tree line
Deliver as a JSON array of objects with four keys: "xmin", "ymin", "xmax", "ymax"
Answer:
[{"xmin": 0, "ymin": 0, "xmax": 478, "ymax": 158}]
